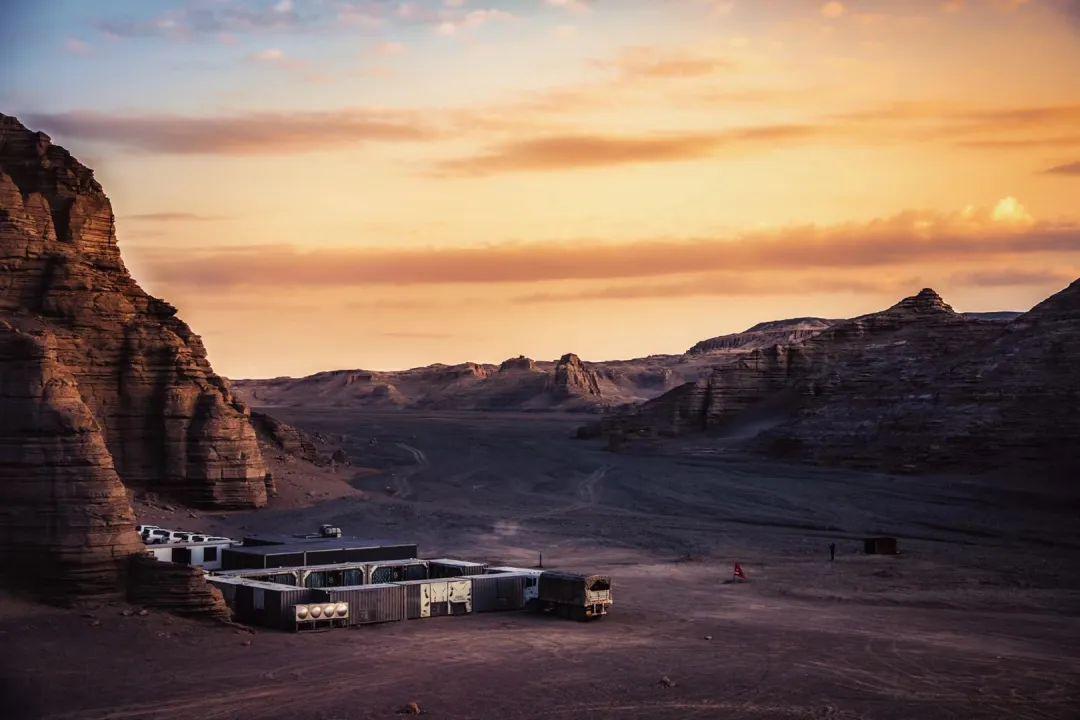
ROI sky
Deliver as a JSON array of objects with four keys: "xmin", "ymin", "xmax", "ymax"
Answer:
[{"xmin": 2, "ymin": 0, "xmax": 1080, "ymax": 378}]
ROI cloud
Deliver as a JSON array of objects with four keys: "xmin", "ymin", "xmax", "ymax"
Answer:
[
  {"xmin": 949, "ymin": 268, "xmax": 1076, "ymax": 287},
  {"xmin": 64, "ymin": 38, "xmax": 92, "ymax": 56},
  {"xmin": 545, "ymin": 0, "xmax": 591, "ymax": 14},
  {"xmin": 511, "ymin": 274, "xmax": 883, "ymax": 304},
  {"xmin": 122, "ymin": 212, "xmax": 230, "ymax": 222},
  {"xmin": 125, "ymin": 201, "xmax": 1080, "ymax": 290},
  {"xmin": 832, "ymin": 102, "xmax": 1080, "ymax": 150},
  {"xmin": 99, "ymin": 2, "xmax": 304, "ymax": 39},
  {"xmin": 434, "ymin": 125, "xmax": 821, "ymax": 175},
  {"xmin": 595, "ymin": 46, "xmax": 732, "ymax": 79},
  {"xmin": 990, "ymin": 196, "xmax": 1033, "ymax": 224},
  {"xmin": 25, "ymin": 109, "xmax": 435, "ymax": 155},
  {"xmin": 821, "ymin": 2, "xmax": 846, "ymax": 18},
  {"xmin": 1044, "ymin": 160, "xmax": 1080, "ymax": 175},
  {"xmin": 435, "ymin": 8, "xmax": 513, "ymax": 35}
]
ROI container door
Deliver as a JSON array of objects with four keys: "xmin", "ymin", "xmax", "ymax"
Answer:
[
  {"xmin": 420, "ymin": 583, "xmax": 432, "ymax": 618},
  {"xmin": 429, "ymin": 581, "xmax": 450, "ymax": 617},
  {"xmin": 448, "ymin": 580, "xmax": 471, "ymax": 614}
]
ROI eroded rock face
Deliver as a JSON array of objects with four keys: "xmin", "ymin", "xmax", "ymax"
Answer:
[
  {"xmin": 127, "ymin": 555, "xmax": 230, "ymax": 619},
  {"xmin": 686, "ymin": 317, "xmax": 835, "ymax": 355},
  {"xmin": 0, "ymin": 114, "xmax": 266, "ymax": 509},
  {"xmin": 597, "ymin": 285, "xmax": 1080, "ymax": 476},
  {"xmin": 0, "ymin": 319, "xmax": 143, "ymax": 597},
  {"xmin": 0, "ymin": 113, "xmax": 267, "ymax": 597},
  {"xmin": 549, "ymin": 353, "xmax": 602, "ymax": 400}
]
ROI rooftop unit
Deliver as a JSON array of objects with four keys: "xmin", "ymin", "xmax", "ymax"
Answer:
[{"xmin": 220, "ymin": 539, "xmax": 417, "ymax": 571}]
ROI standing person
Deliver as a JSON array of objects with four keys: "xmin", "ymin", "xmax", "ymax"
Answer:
[{"xmin": 829, "ymin": 542, "xmax": 837, "ymax": 561}]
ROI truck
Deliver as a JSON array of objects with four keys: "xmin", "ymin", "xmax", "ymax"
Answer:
[{"xmin": 537, "ymin": 572, "xmax": 612, "ymax": 621}]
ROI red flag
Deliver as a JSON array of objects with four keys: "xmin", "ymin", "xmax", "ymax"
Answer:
[{"xmin": 733, "ymin": 562, "xmax": 747, "ymax": 581}]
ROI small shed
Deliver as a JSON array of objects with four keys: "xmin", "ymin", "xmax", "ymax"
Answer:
[{"xmin": 863, "ymin": 537, "xmax": 899, "ymax": 555}]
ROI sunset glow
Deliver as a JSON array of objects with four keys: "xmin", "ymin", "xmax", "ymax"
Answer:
[{"xmin": 4, "ymin": 0, "xmax": 1079, "ymax": 377}]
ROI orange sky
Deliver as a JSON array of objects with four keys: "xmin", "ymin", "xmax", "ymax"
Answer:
[{"xmin": 6, "ymin": 0, "xmax": 1080, "ymax": 377}]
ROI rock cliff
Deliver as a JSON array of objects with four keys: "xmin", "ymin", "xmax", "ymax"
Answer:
[
  {"xmin": 0, "ymin": 318, "xmax": 143, "ymax": 597},
  {"xmin": 686, "ymin": 317, "xmax": 835, "ymax": 355},
  {"xmin": 0, "ymin": 114, "xmax": 268, "ymax": 597},
  {"xmin": 594, "ymin": 285, "xmax": 1080, "ymax": 476},
  {"xmin": 549, "ymin": 353, "xmax": 602, "ymax": 400}
]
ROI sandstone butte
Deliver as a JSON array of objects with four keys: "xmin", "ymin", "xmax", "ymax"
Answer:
[{"xmin": 0, "ymin": 114, "xmax": 268, "ymax": 599}]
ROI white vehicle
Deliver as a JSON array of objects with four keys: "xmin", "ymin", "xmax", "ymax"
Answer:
[{"xmin": 145, "ymin": 529, "xmax": 172, "ymax": 544}]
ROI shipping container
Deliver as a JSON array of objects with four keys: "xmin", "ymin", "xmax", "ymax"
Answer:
[
  {"xmin": 485, "ymin": 566, "xmax": 542, "ymax": 608},
  {"xmin": 367, "ymin": 559, "xmax": 429, "ymax": 584},
  {"xmin": 464, "ymin": 573, "xmax": 528, "ymax": 612},
  {"xmin": 149, "ymin": 540, "xmax": 236, "ymax": 570},
  {"xmin": 301, "ymin": 564, "xmax": 367, "ymax": 589},
  {"xmin": 211, "ymin": 567, "xmax": 301, "ymax": 585},
  {"xmin": 318, "ymin": 584, "xmax": 405, "ymax": 626},
  {"xmin": 427, "ymin": 559, "xmax": 488, "ymax": 578},
  {"xmin": 207, "ymin": 576, "xmax": 244, "ymax": 606},
  {"xmin": 396, "ymin": 578, "xmax": 472, "ymax": 619},
  {"xmin": 214, "ymin": 579, "xmax": 323, "ymax": 630}
]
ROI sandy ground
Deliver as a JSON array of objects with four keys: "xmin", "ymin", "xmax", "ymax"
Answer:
[{"xmin": 3, "ymin": 410, "xmax": 1079, "ymax": 719}]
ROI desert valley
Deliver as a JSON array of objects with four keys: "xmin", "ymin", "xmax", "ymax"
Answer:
[
  {"xmin": 2, "ymin": 112, "xmax": 1079, "ymax": 719},
  {"xmin": 4, "ymin": 1, "xmax": 1080, "ymax": 717}
]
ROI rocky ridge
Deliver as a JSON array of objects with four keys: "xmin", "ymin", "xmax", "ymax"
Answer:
[
  {"xmin": 0, "ymin": 114, "xmax": 269, "ymax": 598},
  {"xmin": 233, "ymin": 317, "xmax": 831, "ymax": 412},
  {"xmin": 592, "ymin": 284, "xmax": 1080, "ymax": 476}
]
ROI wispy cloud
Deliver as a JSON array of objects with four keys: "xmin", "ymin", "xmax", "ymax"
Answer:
[
  {"xmin": 594, "ymin": 46, "xmax": 732, "ymax": 79},
  {"xmin": 126, "ymin": 201, "xmax": 1080, "ymax": 290},
  {"xmin": 122, "ymin": 212, "xmax": 230, "ymax": 222},
  {"xmin": 25, "ymin": 109, "xmax": 436, "ymax": 154},
  {"xmin": 1044, "ymin": 160, "xmax": 1080, "ymax": 175},
  {"xmin": 434, "ymin": 125, "xmax": 821, "ymax": 175}
]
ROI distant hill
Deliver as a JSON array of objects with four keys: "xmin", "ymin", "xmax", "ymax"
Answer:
[
  {"xmin": 585, "ymin": 283, "xmax": 1080, "ymax": 477},
  {"xmin": 233, "ymin": 318, "xmax": 846, "ymax": 412}
]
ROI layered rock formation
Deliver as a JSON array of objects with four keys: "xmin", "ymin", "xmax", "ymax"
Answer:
[
  {"xmin": 686, "ymin": 317, "xmax": 835, "ymax": 355},
  {"xmin": 0, "ymin": 319, "xmax": 143, "ymax": 597},
  {"xmin": 594, "ymin": 285, "xmax": 1080, "ymax": 476},
  {"xmin": 549, "ymin": 353, "xmax": 602, "ymax": 401},
  {"xmin": 235, "ymin": 353, "xmax": 611, "ymax": 412},
  {"xmin": 0, "ymin": 114, "xmax": 268, "ymax": 597},
  {"xmin": 251, "ymin": 410, "xmax": 348, "ymax": 468},
  {"xmin": 127, "ymin": 555, "xmax": 230, "ymax": 619}
]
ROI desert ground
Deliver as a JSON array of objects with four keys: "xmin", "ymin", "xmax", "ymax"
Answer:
[{"xmin": 3, "ymin": 410, "xmax": 1079, "ymax": 720}]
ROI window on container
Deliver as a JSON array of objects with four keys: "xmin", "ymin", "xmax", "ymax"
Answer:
[
  {"xmin": 204, "ymin": 547, "xmax": 218, "ymax": 562},
  {"xmin": 253, "ymin": 589, "xmax": 265, "ymax": 610}
]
